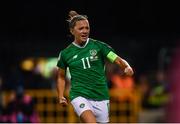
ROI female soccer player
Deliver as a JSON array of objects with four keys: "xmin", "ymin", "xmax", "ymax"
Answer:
[{"xmin": 56, "ymin": 10, "xmax": 134, "ymax": 123}]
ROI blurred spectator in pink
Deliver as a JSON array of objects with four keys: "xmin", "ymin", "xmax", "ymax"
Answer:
[
  {"xmin": 166, "ymin": 44, "xmax": 180, "ymax": 122},
  {"xmin": 0, "ymin": 86, "xmax": 40, "ymax": 123}
]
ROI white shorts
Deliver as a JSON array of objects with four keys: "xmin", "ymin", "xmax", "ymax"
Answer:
[{"xmin": 71, "ymin": 96, "xmax": 110, "ymax": 123}]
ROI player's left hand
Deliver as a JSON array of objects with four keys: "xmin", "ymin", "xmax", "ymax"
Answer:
[
  {"xmin": 59, "ymin": 97, "xmax": 68, "ymax": 106},
  {"xmin": 124, "ymin": 66, "xmax": 134, "ymax": 76}
]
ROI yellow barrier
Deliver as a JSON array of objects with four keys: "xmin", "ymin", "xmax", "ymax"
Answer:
[{"xmin": 3, "ymin": 89, "xmax": 140, "ymax": 123}]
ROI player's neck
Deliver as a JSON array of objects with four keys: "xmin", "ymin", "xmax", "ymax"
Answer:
[{"xmin": 73, "ymin": 38, "xmax": 89, "ymax": 48}]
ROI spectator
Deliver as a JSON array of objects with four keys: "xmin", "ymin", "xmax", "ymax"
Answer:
[
  {"xmin": 137, "ymin": 71, "xmax": 169, "ymax": 123},
  {"xmin": 1, "ymin": 86, "xmax": 40, "ymax": 123}
]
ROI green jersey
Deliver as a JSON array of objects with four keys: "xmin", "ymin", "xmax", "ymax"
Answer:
[{"xmin": 57, "ymin": 38, "xmax": 114, "ymax": 101}]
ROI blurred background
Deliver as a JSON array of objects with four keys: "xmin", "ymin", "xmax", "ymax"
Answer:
[{"xmin": 0, "ymin": 0, "xmax": 180, "ymax": 123}]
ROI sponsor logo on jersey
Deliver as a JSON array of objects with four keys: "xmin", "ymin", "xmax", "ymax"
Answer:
[
  {"xmin": 79, "ymin": 103, "xmax": 85, "ymax": 108},
  {"xmin": 72, "ymin": 54, "xmax": 78, "ymax": 59},
  {"xmin": 89, "ymin": 49, "xmax": 98, "ymax": 61}
]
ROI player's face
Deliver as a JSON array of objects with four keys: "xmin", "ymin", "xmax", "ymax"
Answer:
[{"xmin": 71, "ymin": 19, "xmax": 90, "ymax": 46}]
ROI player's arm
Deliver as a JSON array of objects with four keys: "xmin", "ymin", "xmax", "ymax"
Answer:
[
  {"xmin": 56, "ymin": 68, "xmax": 68, "ymax": 106},
  {"xmin": 107, "ymin": 51, "xmax": 134, "ymax": 76}
]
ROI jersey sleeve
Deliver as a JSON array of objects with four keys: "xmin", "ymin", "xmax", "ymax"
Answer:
[
  {"xmin": 99, "ymin": 41, "xmax": 115, "ymax": 57},
  {"xmin": 57, "ymin": 51, "xmax": 67, "ymax": 70}
]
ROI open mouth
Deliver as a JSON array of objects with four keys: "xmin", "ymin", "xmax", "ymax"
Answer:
[{"xmin": 81, "ymin": 35, "xmax": 88, "ymax": 40}]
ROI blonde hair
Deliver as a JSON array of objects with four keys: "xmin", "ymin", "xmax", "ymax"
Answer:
[{"xmin": 67, "ymin": 10, "xmax": 88, "ymax": 29}]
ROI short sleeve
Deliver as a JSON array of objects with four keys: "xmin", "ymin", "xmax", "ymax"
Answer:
[
  {"xmin": 99, "ymin": 41, "xmax": 115, "ymax": 57},
  {"xmin": 57, "ymin": 51, "xmax": 67, "ymax": 70}
]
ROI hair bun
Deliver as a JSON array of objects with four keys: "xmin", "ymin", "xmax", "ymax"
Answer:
[{"xmin": 69, "ymin": 10, "xmax": 79, "ymax": 19}]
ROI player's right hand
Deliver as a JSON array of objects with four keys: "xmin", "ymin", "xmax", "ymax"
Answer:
[
  {"xmin": 59, "ymin": 97, "xmax": 68, "ymax": 106},
  {"xmin": 124, "ymin": 66, "xmax": 134, "ymax": 76}
]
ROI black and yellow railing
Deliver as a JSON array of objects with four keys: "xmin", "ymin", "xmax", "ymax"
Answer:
[{"xmin": 2, "ymin": 89, "xmax": 140, "ymax": 123}]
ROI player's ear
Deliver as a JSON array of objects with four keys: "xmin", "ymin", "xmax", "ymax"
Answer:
[{"xmin": 70, "ymin": 28, "xmax": 74, "ymax": 35}]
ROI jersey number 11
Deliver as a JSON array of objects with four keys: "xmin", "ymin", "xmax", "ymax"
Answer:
[{"xmin": 81, "ymin": 57, "xmax": 91, "ymax": 69}]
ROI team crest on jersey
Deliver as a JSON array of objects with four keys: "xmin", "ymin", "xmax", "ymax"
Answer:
[{"xmin": 89, "ymin": 49, "xmax": 97, "ymax": 56}]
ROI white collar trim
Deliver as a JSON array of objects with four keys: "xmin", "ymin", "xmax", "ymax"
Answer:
[{"xmin": 72, "ymin": 38, "xmax": 89, "ymax": 48}]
